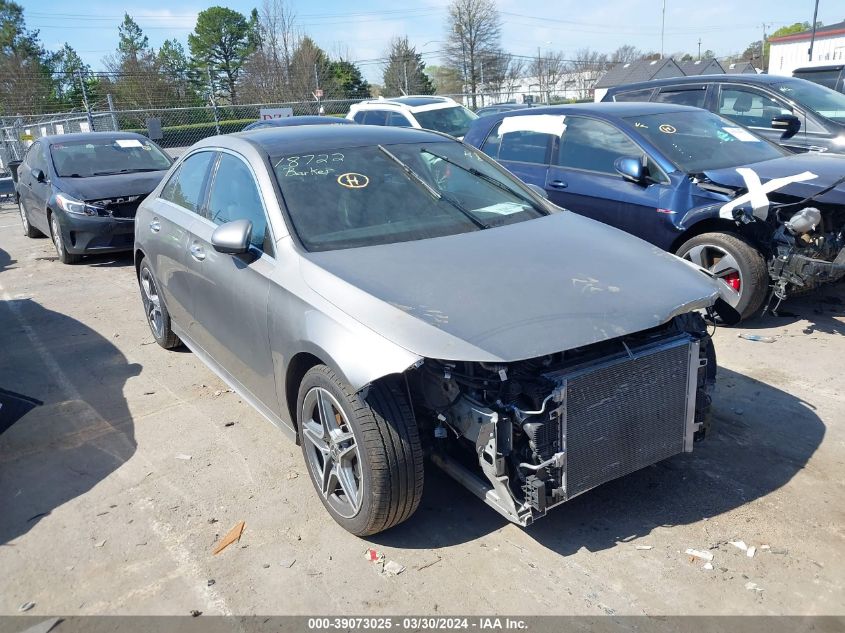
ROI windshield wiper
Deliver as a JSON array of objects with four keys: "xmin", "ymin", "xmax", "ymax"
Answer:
[
  {"xmin": 420, "ymin": 147, "xmax": 545, "ymax": 212},
  {"xmin": 377, "ymin": 145, "xmax": 486, "ymax": 229},
  {"xmin": 93, "ymin": 168, "xmax": 162, "ymax": 176}
]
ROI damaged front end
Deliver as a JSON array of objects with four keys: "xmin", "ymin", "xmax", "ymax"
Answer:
[{"xmin": 405, "ymin": 313, "xmax": 715, "ymax": 526}]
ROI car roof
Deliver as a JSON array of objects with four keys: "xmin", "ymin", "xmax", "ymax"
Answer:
[
  {"xmin": 245, "ymin": 116, "xmax": 355, "ymax": 129},
  {"xmin": 606, "ymin": 73, "xmax": 794, "ymax": 93},
  {"xmin": 38, "ymin": 131, "xmax": 151, "ymax": 146},
  {"xmin": 356, "ymin": 96, "xmax": 455, "ymax": 109},
  {"xmin": 479, "ymin": 102, "xmax": 704, "ymax": 119},
  {"xmin": 224, "ymin": 124, "xmax": 452, "ymax": 155}
]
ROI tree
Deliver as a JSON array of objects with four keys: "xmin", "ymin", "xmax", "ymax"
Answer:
[
  {"xmin": 330, "ymin": 60, "xmax": 370, "ymax": 99},
  {"xmin": 426, "ymin": 65, "xmax": 463, "ymax": 95},
  {"xmin": 564, "ymin": 48, "xmax": 608, "ymax": 101},
  {"xmin": 117, "ymin": 14, "xmax": 149, "ymax": 64},
  {"xmin": 54, "ymin": 44, "xmax": 101, "ymax": 109},
  {"xmin": 0, "ymin": 0, "xmax": 57, "ymax": 114},
  {"xmin": 382, "ymin": 36, "xmax": 435, "ymax": 96},
  {"xmin": 288, "ymin": 36, "xmax": 331, "ymax": 100},
  {"xmin": 158, "ymin": 39, "xmax": 201, "ymax": 104},
  {"xmin": 531, "ymin": 50, "xmax": 566, "ymax": 102},
  {"xmin": 611, "ymin": 45, "xmax": 641, "ymax": 64},
  {"xmin": 189, "ymin": 6, "xmax": 254, "ymax": 103},
  {"xmin": 443, "ymin": 0, "xmax": 501, "ymax": 108}
]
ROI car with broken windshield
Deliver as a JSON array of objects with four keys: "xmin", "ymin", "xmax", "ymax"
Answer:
[
  {"xmin": 134, "ymin": 125, "xmax": 726, "ymax": 535},
  {"xmin": 465, "ymin": 103, "xmax": 845, "ymax": 320},
  {"xmin": 15, "ymin": 132, "xmax": 173, "ymax": 264}
]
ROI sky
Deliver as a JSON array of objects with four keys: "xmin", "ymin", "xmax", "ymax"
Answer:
[{"xmin": 22, "ymin": 0, "xmax": 845, "ymax": 83}]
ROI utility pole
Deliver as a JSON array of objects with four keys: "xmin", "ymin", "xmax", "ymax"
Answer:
[
  {"xmin": 808, "ymin": 0, "xmax": 820, "ymax": 62},
  {"xmin": 761, "ymin": 22, "xmax": 770, "ymax": 69},
  {"xmin": 403, "ymin": 58, "xmax": 409, "ymax": 94},
  {"xmin": 77, "ymin": 69, "xmax": 94, "ymax": 132},
  {"xmin": 660, "ymin": 0, "xmax": 666, "ymax": 58},
  {"xmin": 537, "ymin": 47, "xmax": 543, "ymax": 103},
  {"xmin": 206, "ymin": 66, "xmax": 221, "ymax": 136},
  {"xmin": 697, "ymin": 38, "xmax": 701, "ymax": 61}
]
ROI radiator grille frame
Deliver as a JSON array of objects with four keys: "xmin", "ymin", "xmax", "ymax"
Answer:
[{"xmin": 545, "ymin": 334, "xmax": 699, "ymax": 502}]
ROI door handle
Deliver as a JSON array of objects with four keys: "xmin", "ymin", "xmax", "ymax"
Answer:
[
  {"xmin": 548, "ymin": 180, "xmax": 568, "ymax": 189},
  {"xmin": 149, "ymin": 219, "xmax": 161, "ymax": 232},
  {"xmin": 189, "ymin": 242, "xmax": 206, "ymax": 261}
]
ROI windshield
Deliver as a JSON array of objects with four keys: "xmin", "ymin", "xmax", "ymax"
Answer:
[
  {"xmin": 774, "ymin": 80, "xmax": 845, "ymax": 123},
  {"xmin": 413, "ymin": 106, "xmax": 478, "ymax": 137},
  {"xmin": 50, "ymin": 138, "xmax": 172, "ymax": 177},
  {"xmin": 273, "ymin": 141, "xmax": 548, "ymax": 252},
  {"xmin": 624, "ymin": 110, "xmax": 786, "ymax": 173}
]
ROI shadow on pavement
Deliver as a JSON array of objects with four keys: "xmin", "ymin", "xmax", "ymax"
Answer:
[
  {"xmin": 0, "ymin": 299, "xmax": 139, "ymax": 546},
  {"xmin": 739, "ymin": 282, "xmax": 845, "ymax": 337},
  {"xmin": 0, "ymin": 247, "xmax": 14, "ymax": 274},
  {"xmin": 372, "ymin": 367, "xmax": 824, "ymax": 553}
]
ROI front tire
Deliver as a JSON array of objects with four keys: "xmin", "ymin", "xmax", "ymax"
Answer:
[
  {"xmin": 19, "ymin": 200, "xmax": 42, "ymax": 238},
  {"xmin": 138, "ymin": 259, "xmax": 181, "ymax": 349},
  {"xmin": 49, "ymin": 212, "xmax": 81, "ymax": 264},
  {"xmin": 676, "ymin": 232, "xmax": 768, "ymax": 321},
  {"xmin": 297, "ymin": 365, "xmax": 424, "ymax": 536}
]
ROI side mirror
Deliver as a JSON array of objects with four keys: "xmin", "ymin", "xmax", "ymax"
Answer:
[
  {"xmin": 771, "ymin": 114, "xmax": 801, "ymax": 139},
  {"xmin": 526, "ymin": 183, "xmax": 548, "ymax": 199},
  {"xmin": 31, "ymin": 168, "xmax": 45, "ymax": 183},
  {"xmin": 614, "ymin": 156, "xmax": 645, "ymax": 184},
  {"xmin": 211, "ymin": 218, "xmax": 253, "ymax": 255}
]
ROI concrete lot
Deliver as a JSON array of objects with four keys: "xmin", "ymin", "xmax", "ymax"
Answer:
[{"xmin": 0, "ymin": 200, "xmax": 843, "ymax": 616}]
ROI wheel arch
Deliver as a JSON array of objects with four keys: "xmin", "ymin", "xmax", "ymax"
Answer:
[{"xmin": 670, "ymin": 217, "xmax": 741, "ymax": 253}]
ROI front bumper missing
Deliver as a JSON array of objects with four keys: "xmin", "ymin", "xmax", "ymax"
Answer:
[{"xmin": 770, "ymin": 246, "xmax": 845, "ymax": 293}]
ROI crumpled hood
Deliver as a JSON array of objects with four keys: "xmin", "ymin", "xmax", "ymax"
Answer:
[
  {"xmin": 57, "ymin": 171, "xmax": 169, "ymax": 202},
  {"xmin": 300, "ymin": 212, "xmax": 720, "ymax": 362},
  {"xmin": 703, "ymin": 153, "xmax": 845, "ymax": 206}
]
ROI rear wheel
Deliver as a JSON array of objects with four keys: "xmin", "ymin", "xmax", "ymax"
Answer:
[
  {"xmin": 49, "ymin": 213, "xmax": 81, "ymax": 264},
  {"xmin": 676, "ymin": 232, "xmax": 768, "ymax": 321},
  {"xmin": 297, "ymin": 365, "xmax": 424, "ymax": 536},
  {"xmin": 19, "ymin": 200, "xmax": 41, "ymax": 238},
  {"xmin": 138, "ymin": 259, "xmax": 181, "ymax": 349}
]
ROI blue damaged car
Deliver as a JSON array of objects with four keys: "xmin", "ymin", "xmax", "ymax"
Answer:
[{"xmin": 464, "ymin": 103, "xmax": 845, "ymax": 319}]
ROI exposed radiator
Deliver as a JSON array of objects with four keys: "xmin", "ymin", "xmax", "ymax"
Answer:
[{"xmin": 545, "ymin": 334, "xmax": 699, "ymax": 500}]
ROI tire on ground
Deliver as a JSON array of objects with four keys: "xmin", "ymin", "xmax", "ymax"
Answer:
[
  {"xmin": 676, "ymin": 231, "xmax": 769, "ymax": 320},
  {"xmin": 138, "ymin": 258, "xmax": 181, "ymax": 349},
  {"xmin": 297, "ymin": 365, "xmax": 424, "ymax": 536}
]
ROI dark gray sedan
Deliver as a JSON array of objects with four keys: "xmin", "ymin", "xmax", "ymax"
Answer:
[{"xmin": 134, "ymin": 125, "xmax": 725, "ymax": 535}]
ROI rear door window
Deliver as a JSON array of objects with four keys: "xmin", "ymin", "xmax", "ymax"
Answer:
[
  {"xmin": 160, "ymin": 151, "xmax": 214, "ymax": 214},
  {"xmin": 612, "ymin": 88, "xmax": 656, "ymax": 102},
  {"xmin": 654, "ymin": 86, "xmax": 707, "ymax": 108},
  {"xmin": 387, "ymin": 112, "xmax": 413, "ymax": 127},
  {"xmin": 363, "ymin": 110, "xmax": 389, "ymax": 125},
  {"xmin": 482, "ymin": 121, "xmax": 554, "ymax": 165}
]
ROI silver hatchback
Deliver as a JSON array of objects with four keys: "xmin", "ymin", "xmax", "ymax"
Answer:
[{"xmin": 135, "ymin": 126, "xmax": 724, "ymax": 535}]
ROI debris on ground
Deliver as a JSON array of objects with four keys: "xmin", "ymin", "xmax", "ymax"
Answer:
[
  {"xmin": 730, "ymin": 540, "xmax": 748, "ymax": 551},
  {"xmin": 190, "ymin": 610, "xmax": 202, "ymax": 617},
  {"xmin": 761, "ymin": 544, "xmax": 771, "ymax": 550},
  {"xmin": 207, "ymin": 579, "xmax": 215, "ymax": 586},
  {"xmin": 365, "ymin": 548, "xmax": 405, "ymax": 576},
  {"xmin": 212, "ymin": 520, "xmax": 245, "ymax": 555},
  {"xmin": 143, "ymin": 391, "xmax": 155, "ymax": 396},
  {"xmin": 94, "ymin": 539, "xmax": 106, "ymax": 548},
  {"xmin": 208, "ymin": 518, "xmax": 218, "ymax": 524},
  {"xmin": 280, "ymin": 559, "xmax": 296, "ymax": 568},
  {"xmin": 18, "ymin": 601, "xmax": 35, "ymax": 612},
  {"xmin": 635, "ymin": 545, "xmax": 653, "ymax": 550},
  {"xmin": 745, "ymin": 581, "xmax": 764, "ymax": 593},
  {"xmin": 175, "ymin": 454, "xmax": 192, "ymax": 460},
  {"xmin": 415, "ymin": 556, "xmax": 442, "ymax": 571},
  {"xmin": 285, "ymin": 471, "xmax": 299, "ymax": 480},
  {"xmin": 224, "ymin": 421, "xmax": 236, "ymax": 427},
  {"xmin": 746, "ymin": 546, "xmax": 757, "ymax": 558},
  {"xmin": 738, "ymin": 333, "xmax": 776, "ymax": 343},
  {"xmin": 262, "ymin": 563, "xmax": 270, "ymax": 569},
  {"xmin": 703, "ymin": 562, "xmax": 714, "ymax": 570},
  {"xmin": 685, "ymin": 548, "xmax": 714, "ymax": 562}
]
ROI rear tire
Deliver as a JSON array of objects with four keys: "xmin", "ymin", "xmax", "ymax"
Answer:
[
  {"xmin": 676, "ymin": 231, "xmax": 768, "ymax": 321},
  {"xmin": 138, "ymin": 259, "xmax": 181, "ymax": 349},
  {"xmin": 297, "ymin": 365, "xmax": 424, "ymax": 536},
  {"xmin": 49, "ymin": 212, "xmax": 81, "ymax": 264},
  {"xmin": 19, "ymin": 200, "xmax": 42, "ymax": 238}
]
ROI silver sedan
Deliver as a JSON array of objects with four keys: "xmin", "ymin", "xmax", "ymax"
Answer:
[{"xmin": 134, "ymin": 125, "xmax": 725, "ymax": 534}]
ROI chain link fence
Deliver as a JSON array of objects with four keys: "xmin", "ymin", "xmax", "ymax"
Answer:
[{"xmin": 0, "ymin": 88, "xmax": 560, "ymax": 171}]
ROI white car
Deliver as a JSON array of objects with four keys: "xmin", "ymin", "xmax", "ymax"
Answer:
[{"xmin": 346, "ymin": 96, "xmax": 477, "ymax": 138}]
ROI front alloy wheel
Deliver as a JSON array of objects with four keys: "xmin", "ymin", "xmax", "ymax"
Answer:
[
  {"xmin": 301, "ymin": 386, "xmax": 363, "ymax": 519},
  {"xmin": 50, "ymin": 214, "xmax": 80, "ymax": 264},
  {"xmin": 677, "ymin": 231, "xmax": 768, "ymax": 320}
]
